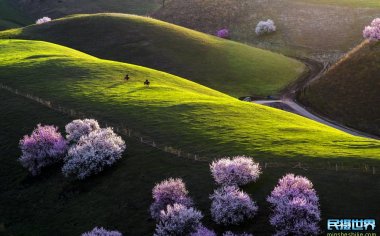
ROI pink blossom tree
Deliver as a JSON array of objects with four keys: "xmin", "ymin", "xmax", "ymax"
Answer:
[
  {"xmin": 216, "ymin": 29, "xmax": 230, "ymax": 39},
  {"xmin": 210, "ymin": 156, "xmax": 261, "ymax": 186},
  {"xmin": 65, "ymin": 119, "xmax": 100, "ymax": 143},
  {"xmin": 150, "ymin": 178, "xmax": 193, "ymax": 220},
  {"xmin": 210, "ymin": 186, "xmax": 258, "ymax": 225},
  {"xmin": 36, "ymin": 17, "xmax": 52, "ymax": 24},
  {"xmin": 81, "ymin": 227, "xmax": 122, "ymax": 236},
  {"xmin": 191, "ymin": 226, "xmax": 216, "ymax": 236},
  {"xmin": 154, "ymin": 203, "xmax": 203, "ymax": 236},
  {"xmin": 62, "ymin": 128, "xmax": 126, "ymax": 179},
  {"xmin": 19, "ymin": 124, "xmax": 67, "ymax": 175},
  {"xmin": 267, "ymin": 174, "xmax": 321, "ymax": 236},
  {"xmin": 223, "ymin": 232, "xmax": 253, "ymax": 236},
  {"xmin": 255, "ymin": 19, "xmax": 276, "ymax": 35},
  {"xmin": 363, "ymin": 18, "xmax": 380, "ymax": 41}
]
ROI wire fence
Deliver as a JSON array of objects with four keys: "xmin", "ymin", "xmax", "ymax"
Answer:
[{"xmin": 1, "ymin": 83, "xmax": 378, "ymax": 175}]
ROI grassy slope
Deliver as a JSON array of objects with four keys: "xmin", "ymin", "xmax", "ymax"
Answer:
[
  {"xmin": 0, "ymin": 0, "xmax": 31, "ymax": 30},
  {"xmin": 300, "ymin": 40, "xmax": 380, "ymax": 136},
  {"xmin": 12, "ymin": 0, "xmax": 160, "ymax": 18},
  {"xmin": 0, "ymin": 39, "xmax": 379, "ymax": 161},
  {"xmin": 0, "ymin": 13, "xmax": 305, "ymax": 97},
  {"xmin": 1, "ymin": 90, "xmax": 379, "ymax": 236},
  {"xmin": 153, "ymin": 0, "xmax": 379, "ymax": 61}
]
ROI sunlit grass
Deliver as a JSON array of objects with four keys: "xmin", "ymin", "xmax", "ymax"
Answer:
[
  {"xmin": 1, "ymin": 89, "xmax": 379, "ymax": 236},
  {"xmin": 1, "ymin": 39, "xmax": 379, "ymax": 160},
  {"xmin": 0, "ymin": 13, "xmax": 305, "ymax": 97}
]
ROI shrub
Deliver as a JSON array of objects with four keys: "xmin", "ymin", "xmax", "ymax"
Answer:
[
  {"xmin": 65, "ymin": 119, "xmax": 100, "ymax": 143},
  {"xmin": 190, "ymin": 226, "xmax": 217, "ymax": 236},
  {"xmin": 62, "ymin": 128, "xmax": 126, "ymax": 179},
  {"xmin": 36, "ymin": 17, "xmax": 51, "ymax": 24},
  {"xmin": 363, "ymin": 18, "xmax": 380, "ymax": 41},
  {"xmin": 210, "ymin": 186, "xmax": 258, "ymax": 225},
  {"xmin": 210, "ymin": 156, "xmax": 261, "ymax": 186},
  {"xmin": 81, "ymin": 227, "xmax": 122, "ymax": 236},
  {"xmin": 223, "ymin": 232, "xmax": 253, "ymax": 236},
  {"xmin": 267, "ymin": 174, "xmax": 321, "ymax": 236},
  {"xmin": 255, "ymin": 19, "xmax": 276, "ymax": 35},
  {"xmin": 216, "ymin": 29, "xmax": 229, "ymax": 38},
  {"xmin": 19, "ymin": 124, "xmax": 67, "ymax": 175},
  {"xmin": 154, "ymin": 203, "xmax": 203, "ymax": 236},
  {"xmin": 150, "ymin": 178, "xmax": 193, "ymax": 220}
]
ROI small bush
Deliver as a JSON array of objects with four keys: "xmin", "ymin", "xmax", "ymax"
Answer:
[
  {"xmin": 223, "ymin": 232, "xmax": 253, "ymax": 236},
  {"xmin": 19, "ymin": 124, "xmax": 67, "ymax": 175},
  {"xmin": 154, "ymin": 203, "xmax": 203, "ymax": 236},
  {"xmin": 81, "ymin": 227, "xmax": 122, "ymax": 236},
  {"xmin": 150, "ymin": 178, "xmax": 193, "ymax": 220},
  {"xmin": 62, "ymin": 128, "xmax": 126, "ymax": 179},
  {"xmin": 36, "ymin": 17, "xmax": 51, "ymax": 24},
  {"xmin": 210, "ymin": 156, "xmax": 261, "ymax": 186},
  {"xmin": 255, "ymin": 19, "xmax": 276, "ymax": 35},
  {"xmin": 363, "ymin": 18, "xmax": 380, "ymax": 41},
  {"xmin": 65, "ymin": 119, "xmax": 100, "ymax": 143},
  {"xmin": 267, "ymin": 174, "xmax": 321, "ymax": 236},
  {"xmin": 216, "ymin": 28, "xmax": 230, "ymax": 38},
  {"xmin": 210, "ymin": 186, "xmax": 258, "ymax": 225}
]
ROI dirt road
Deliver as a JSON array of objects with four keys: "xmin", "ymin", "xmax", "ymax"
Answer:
[{"xmin": 253, "ymin": 58, "xmax": 379, "ymax": 139}]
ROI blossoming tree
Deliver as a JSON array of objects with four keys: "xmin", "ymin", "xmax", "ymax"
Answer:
[
  {"xmin": 210, "ymin": 186, "xmax": 258, "ymax": 225},
  {"xmin": 210, "ymin": 156, "xmax": 261, "ymax": 186},
  {"xmin": 150, "ymin": 178, "xmax": 193, "ymax": 220},
  {"xmin": 363, "ymin": 18, "xmax": 380, "ymax": 41},
  {"xmin": 81, "ymin": 227, "xmax": 122, "ymax": 236},
  {"xmin": 267, "ymin": 174, "xmax": 321, "ymax": 236},
  {"xmin": 255, "ymin": 19, "xmax": 276, "ymax": 35},
  {"xmin": 19, "ymin": 124, "xmax": 67, "ymax": 175},
  {"xmin": 62, "ymin": 127, "xmax": 126, "ymax": 179},
  {"xmin": 36, "ymin": 17, "xmax": 51, "ymax": 24},
  {"xmin": 154, "ymin": 203, "xmax": 203, "ymax": 236}
]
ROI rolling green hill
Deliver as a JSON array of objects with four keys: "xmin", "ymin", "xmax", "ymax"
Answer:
[
  {"xmin": 0, "ymin": 13, "xmax": 305, "ymax": 97},
  {"xmin": 1, "ymin": 89, "xmax": 379, "ymax": 236},
  {"xmin": 153, "ymin": 0, "xmax": 379, "ymax": 61},
  {"xmin": 300, "ymin": 40, "xmax": 380, "ymax": 137},
  {"xmin": 0, "ymin": 39, "xmax": 379, "ymax": 160},
  {"xmin": 0, "ymin": 0, "xmax": 31, "ymax": 30},
  {"xmin": 11, "ymin": 0, "xmax": 161, "ymax": 19}
]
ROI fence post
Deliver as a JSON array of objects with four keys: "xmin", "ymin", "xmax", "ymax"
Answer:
[
  {"xmin": 335, "ymin": 163, "xmax": 338, "ymax": 172},
  {"xmin": 373, "ymin": 167, "xmax": 376, "ymax": 175}
]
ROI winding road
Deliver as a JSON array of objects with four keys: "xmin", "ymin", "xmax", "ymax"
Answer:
[{"xmin": 252, "ymin": 58, "xmax": 379, "ymax": 139}]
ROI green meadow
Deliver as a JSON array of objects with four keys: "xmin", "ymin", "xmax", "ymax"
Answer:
[
  {"xmin": 1, "ymin": 88, "xmax": 379, "ymax": 236},
  {"xmin": 0, "ymin": 13, "xmax": 305, "ymax": 97},
  {"xmin": 0, "ymin": 39, "xmax": 379, "ymax": 161}
]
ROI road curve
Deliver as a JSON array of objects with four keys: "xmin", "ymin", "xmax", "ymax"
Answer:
[
  {"xmin": 254, "ymin": 99, "xmax": 378, "ymax": 139},
  {"xmin": 253, "ymin": 58, "xmax": 379, "ymax": 140}
]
